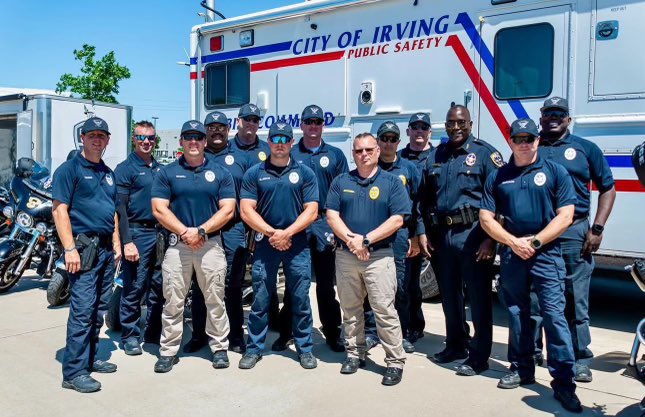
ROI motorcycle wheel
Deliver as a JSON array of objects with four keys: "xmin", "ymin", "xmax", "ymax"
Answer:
[
  {"xmin": 105, "ymin": 286, "xmax": 122, "ymax": 331},
  {"xmin": 0, "ymin": 257, "xmax": 25, "ymax": 293},
  {"xmin": 46, "ymin": 272, "xmax": 70, "ymax": 306},
  {"xmin": 420, "ymin": 258, "xmax": 440, "ymax": 300}
]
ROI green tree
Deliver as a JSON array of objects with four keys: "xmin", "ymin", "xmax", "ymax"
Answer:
[{"xmin": 56, "ymin": 44, "xmax": 131, "ymax": 104}]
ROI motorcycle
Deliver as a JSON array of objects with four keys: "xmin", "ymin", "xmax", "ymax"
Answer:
[{"xmin": 0, "ymin": 158, "xmax": 67, "ymax": 302}]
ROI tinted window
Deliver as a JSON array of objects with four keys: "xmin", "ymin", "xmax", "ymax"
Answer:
[
  {"xmin": 205, "ymin": 59, "xmax": 250, "ymax": 108},
  {"xmin": 494, "ymin": 23, "xmax": 554, "ymax": 100}
]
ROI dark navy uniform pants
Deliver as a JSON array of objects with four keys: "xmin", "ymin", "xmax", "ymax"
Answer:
[
  {"xmin": 62, "ymin": 240, "xmax": 115, "ymax": 381},
  {"xmin": 406, "ymin": 254, "xmax": 426, "ymax": 336},
  {"xmin": 191, "ymin": 222, "xmax": 248, "ymax": 347},
  {"xmin": 434, "ymin": 223, "xmax": 493, "ymax": 364},
  {"xmin": 120, "ymin": 228, "xmax": 163, "ymax": 344},
  {"xmin": 500, "ymin": 243, "xmax": 576, "ymax": 392},
  {"xmin": 247, "ymin": 234, "xmax": 313, "ymax": 354},
  {"xmin": 531, "ymin": 219, "xmax": 594, "ymax": 365},
  {"xmin": 278, "ymin": 217, "xmax": 342, "ymax": 341}
]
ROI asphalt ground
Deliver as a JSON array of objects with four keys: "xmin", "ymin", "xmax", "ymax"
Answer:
[{"xmin": 0, "ymin": 269, "xmax": 643, "ymax": 417}]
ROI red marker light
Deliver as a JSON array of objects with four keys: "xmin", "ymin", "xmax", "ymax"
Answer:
[{"xmin": 210, "ymin": 36, "xmax": 223, "ymax": 52}]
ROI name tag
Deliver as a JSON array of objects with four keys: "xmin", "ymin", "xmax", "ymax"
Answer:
[
  {"xmin": 501, "ymin": 180, "xmax": 515, "ymax": 185},
  {"xmin": 84, "ymin": 176, "xmax": 93, "ymax": 180},
  {"xmin": 175, "ymin": 175, "xmax": 186, "ymax": 179},
  {"xmin": 259, "ymin": 176, "xmax": 271, "ymax": 182}
]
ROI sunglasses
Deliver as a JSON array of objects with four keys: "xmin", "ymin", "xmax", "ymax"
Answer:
[
  {"xmin": 303, "ymin": 119, "xmax": 324, "ymax": 126},
  {"xmin": 445, "ymin": 120, "xmax": 469, "ymax": 128},
  {"xmin": 269, "ymin": 135, "xmax": 291, "ymax": 144},
  {"xmin": 133, "ymin": 135, "xmax": 157, "ymax": 142},
  {"xmin": 242, "ymin": 116, "xmax": 261, "ymax": 124},
  {"xmin": 182, "ymin": 134, "xmax": 206, "ymax": 142},
  {"xmin": 353, "ymin": 147, "xmax": 376, "ymax": 155},
  {"xmin": 379, "ymin": 135, "xmax": 399, "ymax": 143},
  {"xmin": 409, "ymin": 123, "xmax": 430, "ymax": 131},
  {"xmin": 541, "ymin": 110, "xmax": 569, "ymax": 119},
  {"xmin": 511, "ymin": 135, "xmax": 537, "ymax": 145},
  {"xmin": 207, "ymin": 124, "xmax": 228, "ymax": 132}
]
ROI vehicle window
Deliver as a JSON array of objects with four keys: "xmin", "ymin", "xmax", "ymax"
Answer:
[
  {"xmin": 494, "ymin": 23, "xmax": 554, "ymax": 100},
  {"xmin": 204, "ymin": 59, "xmax": 250, "ymax": 108}
]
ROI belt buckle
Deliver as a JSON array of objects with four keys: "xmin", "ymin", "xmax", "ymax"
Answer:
[{"xmin": 446, "ymin": 216, "xmax": 453, "ymax": 226}]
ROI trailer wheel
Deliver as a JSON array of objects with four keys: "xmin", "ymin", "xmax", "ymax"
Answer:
[
  {"xmin": 105, "ymin": 286, "xmax": 122, "ymax": 331},
  {"xmin": 420, "ymin": 258, "xmax": 440, "ymax": 300},
  {"xmin": 46, "ymin": 271, "xmax": 70, "ymax": 306}
]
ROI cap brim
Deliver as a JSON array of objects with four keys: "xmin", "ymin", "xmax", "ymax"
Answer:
[
  {"xmin": 82, "ymin": 128, "xmax": 110, "ymax": 135},
  {"xmin": 540, "ymin": 105, "xmax": 569, "ymax": 112}
]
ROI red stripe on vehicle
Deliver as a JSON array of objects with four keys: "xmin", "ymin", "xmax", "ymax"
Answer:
[
  {"xmin": 250, "ymin": 51, "xmax": 345, "ymax": 72},
  {"xmin": 591, "ymin": 180, "xmax": 645, "ymax": 193},
  {"xmin": 446, "ymin": 35, "xmax": 510, "ymax": 141},
  {"xmin": 189, "ymin": 72, "xmax": 205, "ymax": 80}
]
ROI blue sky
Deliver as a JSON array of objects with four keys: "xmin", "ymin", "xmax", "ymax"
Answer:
[{"xmin": 0, "ymin": 0, "xmax": 299, "ymax": 130}]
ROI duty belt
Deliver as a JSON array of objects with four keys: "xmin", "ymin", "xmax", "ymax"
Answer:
[
  {"xmin": 428, "ymin": 204, "xmax": 479, "ymax": 227},
  {"xmin": 338, "ymin": 242, "xmax": 393, "ymax": 252},
  {"xmin": 130, "ymin": 221, "xmax": 158, "ymax": 229}
]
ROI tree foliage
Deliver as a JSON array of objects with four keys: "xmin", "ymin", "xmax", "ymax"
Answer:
[{"xmin": 56, "ymin": 44, "xmax": 131, "ymax": 104}]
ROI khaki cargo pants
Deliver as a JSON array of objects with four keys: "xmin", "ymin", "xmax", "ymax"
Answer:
[
  {"xmin": 335, "ymin": 248, "xmax": 406, "ymax": 368},
  {"xmin": 159, "ymin": 237, "xmax": 229, "ymax": 356}
]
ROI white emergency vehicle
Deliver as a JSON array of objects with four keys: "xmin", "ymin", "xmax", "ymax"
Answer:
[{"xmin": 188, "ymin": 0, "xmax": 645, "ymax": 263}]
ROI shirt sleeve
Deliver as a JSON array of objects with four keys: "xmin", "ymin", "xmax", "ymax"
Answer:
[
  {"xmin": 324, "ymin": 176, "xmax": 342, "ymax": 211},
  {"xmin": 301, "ymin": 167, "xmax": 319, "ymax": 204},
  {"xmin": 483, "ymin": 147, "xmax": 504, "ymax": 179},
  {"xmin": 52, "ymin": 162, "xmax": 75, "ymax": 205},
  {"xmin": 114, "ymin": 161, "xmax": 132, "ymax": 196},
  {"xmin": 555, "ymin": 164, "xmax": 578, "ymax": 209},
  {"xmin": 407, "ymin": 164, "xmax": 425, "ymax": 236},
  {"xmin": 586, "ymin": 141, "xmax": 615, "ymax": 193},
  {"xmin": 240, "ymin": 167, "xmax": 259, "ymax": 201},
  {"xmin": 218, "ymin": 169, "xmax": 237, "ymax": 200},
  {"xmin": 480, "ymin": 171, "xmax": 498, "ymax": 213},
  {"xmin": 151, "ymin": 167, "xmax": 172, "ymax": 200},
  {"xmin": 388, "ymin": 177, "xmax": 412, "ymax": 216}
]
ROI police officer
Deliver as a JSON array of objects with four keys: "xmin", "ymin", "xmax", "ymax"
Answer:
[
  {"xmin": 376, "ymin": 121, "xmax": 423, "ymax": 353},
  {"xmin": 534, "ymin": 97, "xmax": 616, "ymax": 382},
  {"xmin": 326, "ymin": 132, "xmax": 410, "ymax": 386},
  {"xmin": 53, "ymin": 117, "xmax": 120, "ymax": 393},
  {"xmin": 273, "ymin": 104, "xmax": 347, "ymax": 353},
  {"xmin": 114, "ymin": 120, "xmax": 163, "ymax": 355},
  {"xmin": 398, "ymin": 112, "xmax": 433, "ymax": 344},
  {"xmin": 230, "ymin": 103, "xmax": 271, "ymax": 166},
  {"xmin": 480, "ymin": 118, "xmax": 583, "ymax": 413},
  {"xmin": 418, "ymin": 105, "xmax": 501, "ymax": 376},
  {"xmin": 151, "ymin": 120, "xmax": 236, "ymax": 373},
  {"xmin": 239, "ymin": 121, "xmax": 319, "ymax": 370},
  {"xmin": 184, "ymin": 111, "xmax": 250, "ymax": 354}
]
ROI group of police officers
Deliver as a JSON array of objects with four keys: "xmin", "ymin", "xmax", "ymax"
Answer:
[{"xmin": 52, "ymin": 97, "xmax": 615, "ymax": 413}]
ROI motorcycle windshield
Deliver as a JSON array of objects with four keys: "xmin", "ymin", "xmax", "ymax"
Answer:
[{"xmin": 27, "ymin": 163, "xmax": 52, "ymax": 193}]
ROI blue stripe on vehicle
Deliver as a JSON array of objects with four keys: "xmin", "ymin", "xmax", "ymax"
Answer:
[
  {"xmin": 605, "ymin": 155, "xmax": 633, "ymax": 168},
  {"xmin": 190, "ymin": 41, "xmax": 293, "ymax": 65}
]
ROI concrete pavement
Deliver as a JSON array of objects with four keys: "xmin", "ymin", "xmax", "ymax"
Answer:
[{"xmin": 0, "ymin": 272, "xmax": 643, "ymax": 417}]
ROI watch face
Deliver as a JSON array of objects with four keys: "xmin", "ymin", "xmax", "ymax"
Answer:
[{"xmin": 532, "ymin": 239, "xmax": 541, "ymax": 249}]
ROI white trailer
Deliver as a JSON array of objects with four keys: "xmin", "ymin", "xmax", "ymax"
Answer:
[
  {"xmin": 188, "ymin": 0, "xmax": 645, "ymax": 262},
  {"xmin": 0, "ymin": 93, "xmax": 132, "ymax": 183}
]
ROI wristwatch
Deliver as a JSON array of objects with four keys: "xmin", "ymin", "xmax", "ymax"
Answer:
[
  {"xmin": 530, "ymin": 237, "xmax": 542, "ymax": 250},
  {"xmin": 362, "ymin": 237, "xmax": 371, "ymax": 248},
  {"xmin": 198, "ymin": 227, "xmax": 208, "ymax": 241},
  {"xmin": 591, "ymin": 223, "xmax": 604, "ymax": 236}
]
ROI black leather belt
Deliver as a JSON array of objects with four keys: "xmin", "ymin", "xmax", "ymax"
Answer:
[
  {"xmin": 77, "ymin": 234, "xmax": 112, "ymax": 245},
  {"xmin": 427, "ymin": 204, "xmax": 479, "ymax": 228},
  {"xmin": 571, "ymin": 216, "xmax": 588, "ymax": 226},
  {"xmin": 130, "ymin": 221, "xmax": 158, "ymax": 229},
  {"xmin": 338, "ymin": 242, "xmax": 393, "ymax": 252}
]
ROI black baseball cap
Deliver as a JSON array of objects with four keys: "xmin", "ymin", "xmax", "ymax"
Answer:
[
  {"xmin": 301, "ymin": 104, "xmax": 324, "ymax": 121},
  {"xmin": 180, "ymin": 120, "xmax": 206, "ymax": 136},
  {"xmin": 540, "ymin": 96, "xmax": 569, "ymax": 112},
  {"xmin": 204, "ymin": 111, "xmax": 228, "ymax": 126},
  {"xmin": 81, "ymin": 117, "xmax": 110, "ymax": 135},
  {"xmin": 510, "ymin": 118, "xmax": 539, "ymax": 138},
  {"xmin": 408, "ymin": 112, "xmax": 431, "ymax": 127},
  {"xmin": 268, "ymin": 121, "xmax": 293, "ymax": 140},
  {"xmin": 238, "ymin": 104, "xmax": 261, "ymax": 118},
  {"xmin": 377, "ymin": 121, "xmax": 400, "ymax": 138}
]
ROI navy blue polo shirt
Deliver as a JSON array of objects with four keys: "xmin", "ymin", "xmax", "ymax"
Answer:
[
  {"xmin": 151, "ymin": 156, "xmax": 236, "ymax": 229},
  {"xmin": 241, "ymin": 158, "xmax": 319, "ymax": 229},
  {"xmin": 52, "ymin": 153, "xmax": 117, "ymax": 235},
  {"xmin": 206, "ymin": 144, "xmax": 248, "ymax": 196},
  {"xmin": 398, "ymin": 144, "xmax": 432, "ymax": 173},
  {"xmin": 114, "ymin": 152, "xmax": 161, "ymax": 224},
  {"xmin": 291, "ymin": 138, "xmax": 349, "ymax": 213},
  {"xmin": 229, "ymin": 134, "xmax": 271, "ymax": 169},
  {"xmin": 481, "ymin": 156, "xmax": 576, "ymax": 236},
  {"xmin": 538, "ymin": 132, "xmax": 614, "ymax": 218},
  {"xmin": 422, "ymin": 135, "xmax": 504, "ymax": 214},
  {"xmin": 378, "ymin": 157, "xmax": 423, "ymax": 235},
  {"xmin": 325, "ymin": 168, "xmax": 411, "ymax": 245}
]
